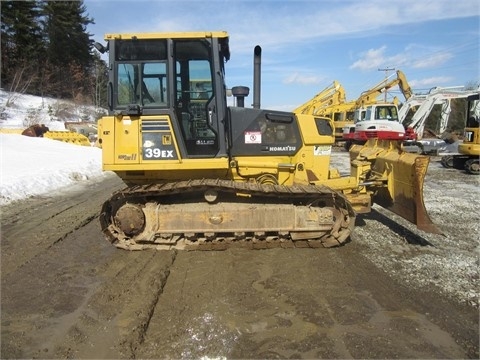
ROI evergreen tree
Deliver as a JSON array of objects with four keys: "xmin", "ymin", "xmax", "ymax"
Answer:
[
  {"xmin": 0, "ymin": 0, "xmax": 107, "ymax": 107},
  {"xmin": 40, "ymin": 0, "xmax": 94, "ymax": 98},
  {"xmin": 1, "ymin": 0, "xmax": 44, "ymax": 93}
]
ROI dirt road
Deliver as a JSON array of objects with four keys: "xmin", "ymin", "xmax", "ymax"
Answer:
[{"xmin": 1, "ymin": 160, "xmax": 479, "ymax": 359}]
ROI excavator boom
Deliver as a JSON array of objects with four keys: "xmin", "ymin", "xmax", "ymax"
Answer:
[{"xmin": 293, "ymin": 81, "xmax": 345, "ymax": 115}]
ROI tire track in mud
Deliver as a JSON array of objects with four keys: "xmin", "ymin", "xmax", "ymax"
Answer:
[
  {"xmin": 51, "ymin": 247, "xmax": 177, "ymax": 359},
  {"xmin": 114, "ymin": 251, "xmax": 177, "ymax": 358},
  {"xmin": 1, "ymin": 175, "xmax": 125, "ymax": 277},
  {"xmin": 1, "ymin": 175, "xmax": 181, "ymax": 358},
  {"xmin": 134, "ymin": 247, "xmax": 477, "ymax": 359},
  {"xmin": 1, "ymin": 213, "xmax": 178, "ymax": 359}
]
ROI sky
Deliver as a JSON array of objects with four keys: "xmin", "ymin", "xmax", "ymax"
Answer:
[{"xmin": 83, "ymin": 0, "xmax": 480, "ymax": 111}]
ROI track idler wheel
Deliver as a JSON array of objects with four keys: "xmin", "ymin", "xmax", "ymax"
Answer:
[
  {"xmin": 114, "ymin": 203, "xmax": 146, "ymax": 237},
  {"xmin": 441, "ymin": 155, "xmax": 454, "ymax": 168},
  {"xmin": 465, "ymin": 159, "xmax": 480, "ymax": 175}
]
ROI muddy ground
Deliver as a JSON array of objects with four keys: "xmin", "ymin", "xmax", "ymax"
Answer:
[{"xmin": 1, "ymin": 151, "xmax": 479, "ymax": 359}]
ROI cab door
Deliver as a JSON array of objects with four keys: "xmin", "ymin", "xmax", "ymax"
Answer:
[{"xmin": 174, "ymin": 40, "xmax": 220, "ymax": 157}]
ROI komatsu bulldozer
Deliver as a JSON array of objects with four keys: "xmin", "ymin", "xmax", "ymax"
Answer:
[{"xmin": 95, "ymin": 31, "xmax": 439, "ymax": 250}]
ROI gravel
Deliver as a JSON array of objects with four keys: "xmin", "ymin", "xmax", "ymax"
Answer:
[{"xmin": 331, "ymin": 148, "xmax": 479, "ymax": 308}]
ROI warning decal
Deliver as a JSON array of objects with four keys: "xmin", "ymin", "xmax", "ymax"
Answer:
[
  {"xmin": 314, "ymin": 145, "xmax": 331, "ymax": 156},
  {"xmin": 245, "ymin": 131, "xmax": 262, "ymax": 144}
]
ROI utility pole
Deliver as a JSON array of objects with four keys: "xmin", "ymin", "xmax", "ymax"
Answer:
[{"xmin": 378, "ymin": 67, "xmax": 395, "ymax": 102}]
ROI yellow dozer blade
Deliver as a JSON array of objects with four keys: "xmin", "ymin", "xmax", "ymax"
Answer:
[
  {"xmin": 43, "ymin": 131, "xmax": 91, "ymax": 146},
  {"xmin": 0, "ymin": 128, "xmax": 24, "ymax": 135},
  {"xmin": 350, "ymin": 139, "xmax": 441, "ymax": 234}
]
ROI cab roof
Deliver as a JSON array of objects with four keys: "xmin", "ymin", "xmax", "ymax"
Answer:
[{"xmin": 104, "ymin": 31, "xmax": 229, "ymax": 41}]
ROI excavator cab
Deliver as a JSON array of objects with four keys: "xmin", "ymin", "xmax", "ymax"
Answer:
[
  {"xmin": 353, "ymin": 103, "xmax": 406, "ymax": 141},
  {"xmin": 442, "ymin": 93, "xmax": 480, "ymax": 174}
]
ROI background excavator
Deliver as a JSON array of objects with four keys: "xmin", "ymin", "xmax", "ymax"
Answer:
[
  {"xmin": 352, "ymin": 86, "xmax": 480, "ymax": 155},
  {"xmin": 293, "ymin": 80, "xmax": 346, "ymax": 116},
  {"xmin": 293, "ymin": 81, "xmax": 352, "ymax": 143},
  {"xmin": 95, "ymin": 31, "xmax": 439, "ymax": 250},
  {"xmin": 294, "ymin": 71, "xmax": 412, "ymax": 147},
  {"xmin": 343, "ymin": 70, "xmax": 413, "ymax": 147},
  {"xmin": 441, "ymin": 92, "xmax": 480, "ymax": 174},
  {"xmin": 400, "ymin": 86, "xmax": 480, "ymax": 154}
]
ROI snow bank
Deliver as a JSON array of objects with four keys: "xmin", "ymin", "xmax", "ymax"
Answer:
[{"xmin": 0, "ymin": 134, "xmax": 104, "ymax": 205}]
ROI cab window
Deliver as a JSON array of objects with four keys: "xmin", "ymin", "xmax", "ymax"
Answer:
[{"xmin": 114, "ymin": 39, "xmax": 168, "ymax": 108}]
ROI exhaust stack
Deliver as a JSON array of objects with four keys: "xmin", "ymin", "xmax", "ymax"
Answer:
[{"xmin": 253, "ymin": 45, "xmax": 261, "ymax": 109}]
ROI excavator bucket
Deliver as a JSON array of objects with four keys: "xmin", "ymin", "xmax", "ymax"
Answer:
[{"xmin": 350, "ymin": 140, "xmax": 442, "ymax": 234}]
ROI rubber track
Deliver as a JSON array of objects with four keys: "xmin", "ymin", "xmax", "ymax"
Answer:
[{"xmin": 100, "ymin": 179, "xmax": 356, "ymax": 250}]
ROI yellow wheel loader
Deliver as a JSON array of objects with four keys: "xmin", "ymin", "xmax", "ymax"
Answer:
[{"xmin": 95, "ymin": 32, "xmax": 439, "ymax": 250}]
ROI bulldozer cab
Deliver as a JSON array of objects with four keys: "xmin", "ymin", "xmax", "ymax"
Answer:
[
  {"xmin": 99, "ymin": 32, "xmax": 333, "ymax": 165},
  {"xmin": 103, "ymin": 32, "xmax": 231, "ymax": 159}
]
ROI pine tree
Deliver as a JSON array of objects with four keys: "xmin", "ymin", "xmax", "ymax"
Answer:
[
  {"xmin": 1, "ymin": 0, "xmax": 107, "ymax": 107},
  {"xmin": 1, "ymin": 0, "xmax": 44, "ymax": 93},
  {"xmin": 40, "ymin": 0, "xmax": 94, "ymax": 98}
]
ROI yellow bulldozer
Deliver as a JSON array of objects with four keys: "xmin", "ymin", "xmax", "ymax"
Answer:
[{"xmin": 94, "ymin": 31, "xmax": 439, "ymax": 250}]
